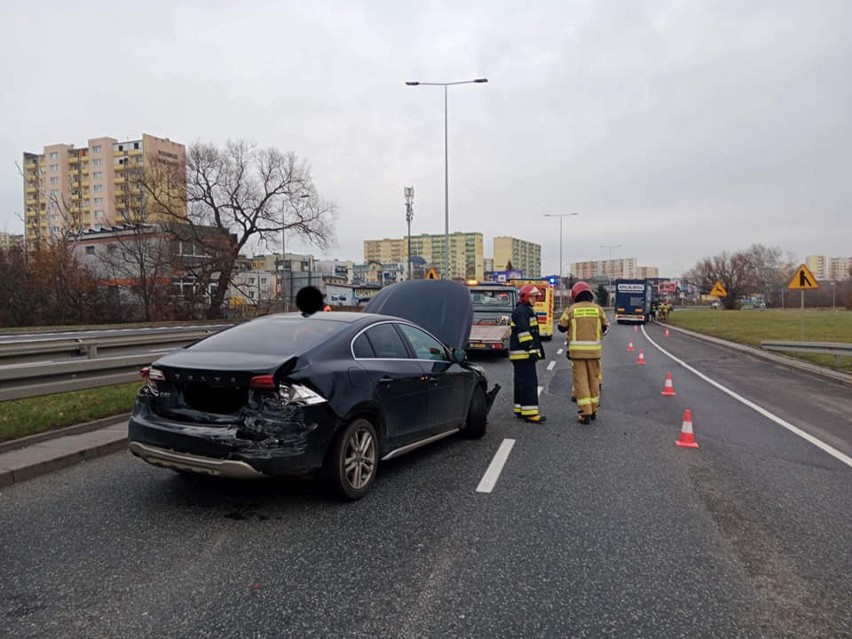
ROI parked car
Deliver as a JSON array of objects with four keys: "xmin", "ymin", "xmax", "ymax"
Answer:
[{"xmin": 128, "ymin": 280, "xmax": 500, "ymax": 500}]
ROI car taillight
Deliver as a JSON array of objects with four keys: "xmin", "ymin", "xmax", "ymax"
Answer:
[
  {"xmin": 141, "ymin": 366, "xmax": 164, "ymax": 395},
  {"xmin": 249, "ymin": 374, "xmax": 277, "ymax": 389}
]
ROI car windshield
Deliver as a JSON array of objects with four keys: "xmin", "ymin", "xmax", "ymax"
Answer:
[{"xmin": 189, "ymin": 316, "xmax": 342, "ymax": 356}]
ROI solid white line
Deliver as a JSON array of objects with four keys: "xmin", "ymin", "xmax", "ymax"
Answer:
[
  {"xmin": 547, "ymin": 360, "xmax": 556, "ymax": 371},
  {"xmin": 643, "ymin": 327, "xmax": 852, "ymax": 468},
  {"xmin": 476, "ymin": 438, "xmax": 516, "ymax": 493}
]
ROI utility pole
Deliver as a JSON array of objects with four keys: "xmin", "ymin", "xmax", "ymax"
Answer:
[{"xmin": 405, "ymin": 187, "xmax": 414, "ymax": 279}]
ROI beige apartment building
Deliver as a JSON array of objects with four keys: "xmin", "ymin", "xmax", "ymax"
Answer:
[
  {"xmin": 570, "ymin": 258, "xmax": 659, "ymax": 281},
  {"xmin": 493, "ymin": 236, "xmax": 541, "ymax": 278},
  {"xmin": 22, "ymin": 133, "xmax": 185, "ymax": 250},
  {"xmin": 806, "ymin": 255, "xmax": 850, "ymax": 281},
  {"xmin": 364, "ymin": 232, "xmax": 484, "ymax": 280}
]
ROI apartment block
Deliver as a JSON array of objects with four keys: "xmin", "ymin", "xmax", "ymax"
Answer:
[
  {"xmin": 364, "ymin": 232, "xmax": 484, "ymax": 280},
  {"xmin": 569, "ymin": 258, "xmax": 658, "ymax": 281},
  {"xmin": 806, "ymin": 255, "xmax": 851, "ymax": 280},
  {"xmin": 493, "ymin": 236, "xmax": 542, "ymax": 278},
  {"xmin": 22, "ymin": 133, "xmax": 185, "ymax": 250}
]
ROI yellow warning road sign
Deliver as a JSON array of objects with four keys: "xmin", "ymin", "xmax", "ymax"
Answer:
[
  {"xmin": 710, "ymin": 281, "xmax": 727, "ymax": 297},
  {"xmin": 788, "ymin": 264, "xmax": 819, "ymax": 290},
  {"xmin": 425, "ymin": 267, "xmax": 440, "ymax": 280}
]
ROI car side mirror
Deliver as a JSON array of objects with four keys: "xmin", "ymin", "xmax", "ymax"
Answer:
[{"xmin": 450, "ymin": 348, "xmax": 467, "ymax": 363}]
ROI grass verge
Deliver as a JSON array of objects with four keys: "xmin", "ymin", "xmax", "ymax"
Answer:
[
  {"xmin": 666, "ymin": 309, "xmax": 852, "ymax": 372},
  {"xmin": 0, "ymin": 382, "xmax": 140, "ymax": 443}
]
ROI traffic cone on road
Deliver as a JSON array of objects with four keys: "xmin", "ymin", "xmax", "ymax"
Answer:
[
  {"xmin": 627, "ymin": 340, "xmax": 635, "ymax": 352},
  {"xmin": 675, "ymin": 409, "xmax": 699, "ymax": 448},
  {"xmin": 634, "ymin": 325, "xmax": 638, "ymax": 333},
  {"xmin": 661, "ymin": 372, "xmax": 677, "ymax": 396},
  {"xmin": 665, "ymin": 328, "xmax": 670, "ymax": 337},
  {"xmin": 636, "ymin": 349, "xmax": 646, "ymax": 365}
]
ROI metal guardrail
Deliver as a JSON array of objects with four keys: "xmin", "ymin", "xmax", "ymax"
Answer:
[
  {"xmin": 761, "ymin": 341, "xmax": 852, "ymax": 368},
  {"xmin": 0, "ymin": 326, "xmax": 229, "ymax": 401}
]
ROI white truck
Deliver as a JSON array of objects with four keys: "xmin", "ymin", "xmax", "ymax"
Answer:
[{"xmin": 466, "ymin": 282, "xmax": 517, "ymax": 355}]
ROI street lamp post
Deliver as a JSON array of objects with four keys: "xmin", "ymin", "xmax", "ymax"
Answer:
[
  {"xmin": 544, "ymin": 213, "xmax": 579, "ymax": 309},
  {"xmin": 599, "ymin": 243, "xmax": 622, "ymax": 306},
  {"xmin": 406, "ymin": 78, "xmax": 488, "ymax": 279},
  {"xmin": 282, "ymin": 193, "xmax": 310, "ymax": 312},
  {"xmin": 404, "ymin": 186, "xmax": 414, "ymax": 279}
]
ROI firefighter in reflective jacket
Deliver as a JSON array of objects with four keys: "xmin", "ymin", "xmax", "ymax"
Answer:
[
  {"xmin": 559, "ymin": 281, "xmax": 610, "ymax": 424},
  {"xmin": 510, "ymin": 285, "xmax": 546, "ymax": 423}
]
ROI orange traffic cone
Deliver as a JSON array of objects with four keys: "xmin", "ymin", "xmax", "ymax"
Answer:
[
  {"xmin": 636, "ymin": 349, "xmax": 646, "ymax": 365},
  {"xmin": 661, "ymin": 372, "xmax": 677, "ymax": 396},
  {"xmin": 675, "ymin": 409, "xmax": 699, "ymax": 448},
  {"xmin": 665, "ymin": 328, "xmax": 670, "ymax": 337},
  {"xmin": 634, "ymin": 325, "xmax": 638, "ymax": 333},
  {"xmin": 627, "ymin": 340, "xmax": 635, "ymax": 352}
]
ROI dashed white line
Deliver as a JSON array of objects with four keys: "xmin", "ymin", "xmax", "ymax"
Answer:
[
  {"xmin": 557, "ymin": 348, "xmax": 564, "ymax": 355},
  {"xmin": 547, "ymin": 360, "xmax": 556, "ymax": 371},
  {"xmin": 643, "ymin": 327, "xmax": 852, "ymax": 468},
  {"xmin": 476, "ymin": 438, "xmax": 516, "ymax": 493}
]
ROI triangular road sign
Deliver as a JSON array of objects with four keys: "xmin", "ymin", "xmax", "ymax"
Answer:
[
  {"xmin": 710, "ymin": 281, "xmax": 727, "ymax": 297},
  {"xmin": 788, "ymin": 264, "xmax": 819, "ymax": 290},
  {"xmin": 425, "ymin": 267, "xmax": 440, "ymax": 280}
]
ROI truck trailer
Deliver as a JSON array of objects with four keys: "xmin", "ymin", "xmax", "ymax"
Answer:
[{"xmin": 614, "ymin": 279, "xmax": 652, "ymax": 324}]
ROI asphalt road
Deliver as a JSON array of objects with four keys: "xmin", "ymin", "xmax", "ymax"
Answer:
[{"xmin": 1, "ymin": 322, "xmax": 850, "ymax": 638}]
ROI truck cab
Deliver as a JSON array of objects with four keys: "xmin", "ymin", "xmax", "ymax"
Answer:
[{"xmin": 466, "ymin": 283, "xmax": 517, "ymax": 354}]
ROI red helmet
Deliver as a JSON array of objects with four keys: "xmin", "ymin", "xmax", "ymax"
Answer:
[
  {"xmin": 571, "ymin": 281, "xmax": 593, "ymax": 301},
  {"xmin": 519, "ymin": 285, "xmax": 542, "ymax": 304}
]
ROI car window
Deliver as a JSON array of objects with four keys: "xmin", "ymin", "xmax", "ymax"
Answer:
[
  {"xmin": 360, "ymin": 323, "xmax": 410, "ymax": 359},
  {"xmin": 397, "ymin": 324, "xmax": 448, "ymax": 361},
  {"xmin": 189, "ymin": 316, "xmax": 340, "ymax": 355},
  {"xmin": 352, "ymin": 333, "xmax": 375, "ymax": 358}
]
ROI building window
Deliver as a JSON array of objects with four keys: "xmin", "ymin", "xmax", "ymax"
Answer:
[
  {"xmin": 94, "ymin": 210, "xmax": 104, "ymax": 218},
  {"xmin": 93, "ymin": 184, "xmax": 103, "ymax": 192},
  {"xmin": 107, "ymin": 244, "xmax": 117, "ymax": 254},
  {"xmin": 93, "ymin": 171, "xmax": 103, "ymax": 179},
  {"xmin": 85, "ymin": 246, "xmax": 95, "ymax": 255},
  {"xmin": 134, "ymin": 142, "xmax": 140, "ymax": 149},
  {"xmin": 92, "ymin": 158, "xmax": 102, "ymax": 167},
  {"xmin": 49, "ymin": 177, "xmax": 58, "ymax": 185},
  {"xmin": 93, "ymin": 145, "xmax": 102, "ymax": 153},
  {"xmin": 94, "ymin": 197, "xmax": 103, "ymax": 205},
  {"xmin": 50, "ymin": 164, "xmax": 59, "ymax": 172}
]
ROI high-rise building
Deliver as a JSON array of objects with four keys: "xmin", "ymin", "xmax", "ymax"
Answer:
[
  {"xmin": 364, "ymin": 232, "xmax": 484, "ymax": 280},
  {"xmin": 806, "ymin": 255, "xmax": 851, "ymax": 280},
  {"xmin": 493, "ymin": 236, "xmax": 541, "ymax": 278},
  {"xmin": 22, "ymin": 133, "xmax": 185, "ymax": 250},
  {"xmin": 570, "ymin": 258, "xmax": 658, "ymax": 281}
]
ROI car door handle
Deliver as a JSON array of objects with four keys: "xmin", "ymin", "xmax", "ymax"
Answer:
[{"xmin": 378, "ymin": 376, "xmax": 393, "ymax": 385}]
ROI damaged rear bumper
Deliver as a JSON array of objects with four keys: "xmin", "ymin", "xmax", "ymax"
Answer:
[{"xmin": 128, "ymin": 395, "xmax": 339, "ymax": 477}]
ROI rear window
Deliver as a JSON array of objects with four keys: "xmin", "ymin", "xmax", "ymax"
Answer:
[{"xmin": 189, "ymin": 317, "xmax": 342, "ymax": 355}]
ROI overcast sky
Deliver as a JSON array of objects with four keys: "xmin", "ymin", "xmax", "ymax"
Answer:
[{"xmin": 2, "ymin": 0, "xmax": 850, "ymax": 278}]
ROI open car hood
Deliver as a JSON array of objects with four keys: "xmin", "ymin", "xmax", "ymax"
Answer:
[{"xmin": 363, "ymin": 279, "xmax": 473, "ymax": 349}]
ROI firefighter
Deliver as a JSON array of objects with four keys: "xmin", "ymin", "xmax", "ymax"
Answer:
[
  {"xmin": 510, "ymin": 284, "xmax": 546, "ymax": 423},
  {"xmin": 558, "ymin": 281, "xmax": 610, "ymax": 424}
]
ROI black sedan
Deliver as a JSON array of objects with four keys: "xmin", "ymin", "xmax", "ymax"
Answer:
[{"xmin": 128, "ymin": 280, "xmax": 500, "ymax": 500}]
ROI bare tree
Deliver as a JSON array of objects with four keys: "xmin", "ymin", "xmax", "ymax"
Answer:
[
  {"xmin": 687, "ymin": 250, "xmax": 756, "ymax": 309},
  {"xmin": 142, "ymin": 140, "xmax": 337, "ymax": 319},
  {"xmin": 745, "ymin": 244, "xmax": 795, "ymax": 308}
]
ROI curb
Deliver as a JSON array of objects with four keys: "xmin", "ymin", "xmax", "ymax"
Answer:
[
  {"xmin": 0, "ymin": 434, "xmax": 127, "ymax": 489},
  {"xmin": 0, "ymin": 413, "xmax": 132, "ymax": 455},
  {"xmin": 657, "ymin": 322, "xmax": 852, "ymax": 388}
]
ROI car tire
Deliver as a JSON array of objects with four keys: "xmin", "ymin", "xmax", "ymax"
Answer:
[
  {"xmin": 323, "ymin": 417, "xmax": 378, "ymax": 501},
  {"xmin": 461, "ymin": 386, "xmax": 487, "ymax": 439}
]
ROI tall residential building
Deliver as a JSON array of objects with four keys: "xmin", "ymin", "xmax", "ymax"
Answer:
[
  {"xmin": 806, "ymin": 255, "xmax": 851, "ymax": 280},
  {"xmin": 364, "ymin": 232, "xmax": 484, "ymax": 280},
  {"xmin": 569, "ymin": 258, "xmax": 658, "ymax": 281},
  {"xmin": 0, "ymin": 231, "xmax": 24, "ymax": 251},
  {"xmin": 22, "ymin": 133, "xmax": 185, "ymax": 250},
  {"xmin": 493, "ymin": 236, "xmax": 542, "ymax": 278}
]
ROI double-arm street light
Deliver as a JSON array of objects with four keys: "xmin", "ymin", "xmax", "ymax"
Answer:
[{"xmin": 406, "ymin": 78, "xmax": 488, "ymax": 279}]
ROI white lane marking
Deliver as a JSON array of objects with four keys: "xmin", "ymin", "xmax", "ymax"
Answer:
[
  {"xmin": 643, "ymin": 327, "xmax": 852, "ymax": 468},
  {"xmin": 537, "ymin": 385, "xmax": 543, "ymax": 396},
  {"xmin": 547, "ymin": 360, "xmax": 556, "ymax": 371},
  {"xmin": 557, "ymin": 348, "xmax": 564, "ymax": 355},
  {"xmin": 476, "ymin": 438, "xmax": 516, "ymax": 493}
]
